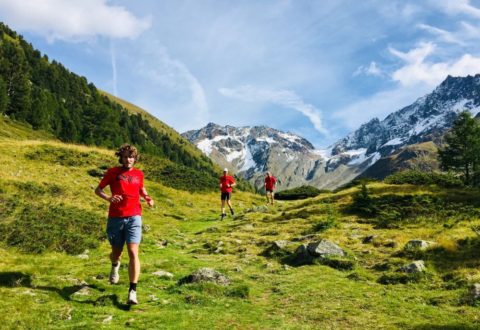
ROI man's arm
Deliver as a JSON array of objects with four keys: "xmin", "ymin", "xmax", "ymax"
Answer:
[
  {"xmin": 95, "ymin": 185, "xmax": 123, "ymax": 203},
  {"xmin": 140, "ymin": 187, "xmax": 154, "ymax": 207}
]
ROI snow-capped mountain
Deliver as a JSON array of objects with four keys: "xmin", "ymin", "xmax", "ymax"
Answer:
[
  {"xmin": 327, "ymin": 75, "xmax": 480, "ymax": 171},
  {"xmin": 183, "ymin": 74, "xmax": 480, "ymax": 190},
  {"xmin": 182, "ymin": 124, "xmax": 327, "ymax": 189}
]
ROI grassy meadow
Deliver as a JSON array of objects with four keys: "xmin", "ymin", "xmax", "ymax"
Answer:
[{"xmin": 2, "ymin": 119, "xmax": 480, "ymax": 329}]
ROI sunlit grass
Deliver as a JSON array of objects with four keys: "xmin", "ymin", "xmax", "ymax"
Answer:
[{"xmin": 2, "ymin": 124, "xmax": 480, "ymax": 328}]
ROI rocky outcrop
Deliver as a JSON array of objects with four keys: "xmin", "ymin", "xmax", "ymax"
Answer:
[{"xmin": 179, "ymin": 268, "xmax": 230, "ymax": 286}]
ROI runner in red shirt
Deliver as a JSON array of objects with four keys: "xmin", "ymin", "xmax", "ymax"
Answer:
[
  {"xmin": 95, "ymin": 144, "xmax": 154, "ymax": 305},
  {"xmin": 219, "ymin": 168, "xmax": 236, "ymax": 220},
  {"xmin": 264, "ymin": 171, "xmax": 277, "ymax": 205}
]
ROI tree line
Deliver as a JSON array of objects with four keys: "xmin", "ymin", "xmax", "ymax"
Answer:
[{"xmin": 0, "ymin": 23, "xmax": 220, "ymax": 189}]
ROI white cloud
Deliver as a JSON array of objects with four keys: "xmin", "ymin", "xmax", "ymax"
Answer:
[
  {"xmin": 432, "ymin": 0, "xmax": 480, "ymax": 18},
  {"xmin": 219, "ymin": 85, "xmax": 328, "ymax": 135},
  {"xmin": 390, "ymin": 42, "xmax": 480, "ymax": 87},
  {"xmin": 353, "ymin": 61, "xmax": 384, "ymax": 77},
  {"xmin": 0, "ymin": 0, "xmax": 151, "ymax": 42}
]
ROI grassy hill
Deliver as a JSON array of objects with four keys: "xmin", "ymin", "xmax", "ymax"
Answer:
[{"xmin": 2, "ymin": 118, "xmax": 480, "ymax": 328}]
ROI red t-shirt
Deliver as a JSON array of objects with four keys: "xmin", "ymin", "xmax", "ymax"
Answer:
[
  {"xmin": 265, "ymin": 176, "xmax": 277, "ymax": 190},
  {"xmin": 99, "ymin": 167, "xmax": 144, "ymax": 217},
  {"xmin": 220, "ymin": 175, "xmax": 235, "ymax": 193}
]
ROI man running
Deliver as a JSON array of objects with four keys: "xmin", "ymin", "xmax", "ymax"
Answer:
[
  {"xmin": 264, "ymin": 171, "xmax": 277, "ymax": 205},
  {"xmin": 95, "ymin": 144, "xmax": 154, "ymax": 305},
  {"xmin": 220, "ymin": 168, "xmax": 236, "ymax": 220}
]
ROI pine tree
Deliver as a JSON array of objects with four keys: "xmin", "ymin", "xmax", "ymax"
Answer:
[{"xmin": 439, "ymin": 111, "xmax": 480, "ymax": 186}]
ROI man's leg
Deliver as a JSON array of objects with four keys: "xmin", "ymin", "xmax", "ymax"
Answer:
[
  {"xmin": 126, "ymin": 243, "xmax": 140, "ymax": 283},
  {"xmin": 221, "ymin": 199, "xmax": 226, "ymax": 218},
  {"xmin": 227, "ymin": 199, "xmax": 234, "ymax": 215},
  {"xmin": 271, "ymin": 191, "xmax": 275, "ymax": 205},
  {"xmin": 109, "ymin": 246, "xmax": 123, "ymax": 284}
]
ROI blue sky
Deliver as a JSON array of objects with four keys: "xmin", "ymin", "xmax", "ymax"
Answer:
[{"xmin": 1, "ymin": 0, "xmax": 480, "ymax": 148}]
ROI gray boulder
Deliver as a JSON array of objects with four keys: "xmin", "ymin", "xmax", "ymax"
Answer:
[
  {"xmin": 404, "ymin": 240, "xmax": 435, "ymax": 250},
  {"xmin": 179, "ymin": 268, "xmax": 230, "ymax": 286},
  {"xmin": 399, "ymin": 260, "xmax": 426, "ymax": 273},
  {"xmin": 262, "ymin": 240, "xmax": 290, "ymax": 258},
  {"xmin": 469, "ymin": 283, "xmax": 480, "ymax": 301},
  {"xmin": 307, "ymin": 240, "xmax": 345, "ymax": 258}
]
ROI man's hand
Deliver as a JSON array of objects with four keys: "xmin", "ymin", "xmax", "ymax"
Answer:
[
  {"xmin": 109, "ymin": 195, "xmax": 123, "ymax": 203},
  {"xmin": 147, "ymin": 199, "xmax": 154, "ymax": 207}
]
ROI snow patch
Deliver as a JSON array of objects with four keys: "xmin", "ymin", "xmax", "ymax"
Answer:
[
  {"xmin": 382, "ymin": 138, "xmax": 403, "ymax": 147},
  {"xmin": 239, "ymin": 146, "xmax": 256, "ymax": 172}
]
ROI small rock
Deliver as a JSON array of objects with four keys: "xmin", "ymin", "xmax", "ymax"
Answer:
[
  {"xmin": 283, "ymin": 264, "xmax": 291, "ymax": 270},
  {"xmin": 262, "ymin": 240, "xmax": 290, "ymax": 258},
  {"xmin": 157, "ymin": 240, "xmax": 168, "ymax": 249},
  {"xmin": 149, "ymin": 294, "xmax": 159, "ymax": 301},
  {"xmin": 243, "ymin": 224, "xmax": 255, "ymax": 231},
  {"xmin": 404, "ymin": 240, "xmax": 435, "ymax": 250},
  {"xmin": 142, "ymin": 224, "xmax": 151, "ymax": 233},
  {"xmin": 76, "ymin": 250, "xmax": 89, "ymax": 259},
  {"xmin": 399, "ymin": 260, "xmax": 426, "ymax": 273},
  {"xmin": 152, "ymin": 270, "xmax": 174, "ymax": 279},
  {"xmin": 233, "ymin": 266, "xmax": 243, "ymax": 272},
  {"xmin": 179, "ymin": 268, "xmax": 230, "ymax": 286},
  {"xmin": 469, "ymin": 283, "xmax": 480, "ymax": 301},
  {"xmin": 73, "ymin": 285, "xmax": 91, "ymax": 296},
  {"xmin": 102, "ymin": 316, "xmax": 113, "ymax": 324}
]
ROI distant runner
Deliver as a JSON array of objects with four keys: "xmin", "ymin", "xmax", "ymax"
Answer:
[
  {"xmin": 264, "ymin": 171, "xmax": 277, "ymax": 205},
  {"xmin": 95, "ymin": 144, "xmax": 154, "ymax": 305},
  {"xmin": 220, "ymin": 168, "xmax": 236, "ymax": 220}
]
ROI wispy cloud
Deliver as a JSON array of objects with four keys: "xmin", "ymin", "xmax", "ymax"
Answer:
[
  {"xmin": 353, "ymin": 61, "xmax": 384, "ymax": 77},
  {"xmin": 219, "ymin": 86, "xmax": 328, "ymax": 136},
  {"xmin": 0, "ymin": 0, "xmax": 151, "ymax": 42},
  {"xmin": 135, "ymin": 44, "xmax": 209, "ymax": 131},
  {"xmin": 110, "ymin": 40, "xmax": 117, "ymax": 96},
  {"xmin": 417, "ymin": 23, "xmax": 465, "ymax": 45}
]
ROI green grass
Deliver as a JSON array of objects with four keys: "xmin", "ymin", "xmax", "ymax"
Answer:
[{"xmin": 2, "ymin": 123, "xmax": 480, "ymax": 328}]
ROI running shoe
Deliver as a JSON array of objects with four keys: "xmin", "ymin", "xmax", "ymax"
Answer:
[
  {"xmin": 109, "ymin": 262, "xmax": 120, "ymax": 284},
  {"xmin": 127, "ymin": 290, "xmax": 138, "ymax": 305}
]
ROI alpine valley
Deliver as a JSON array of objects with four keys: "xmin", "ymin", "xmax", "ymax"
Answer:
[{"xmin": 183, "ymin": 74, "xmax": 480, "ymax": 191}]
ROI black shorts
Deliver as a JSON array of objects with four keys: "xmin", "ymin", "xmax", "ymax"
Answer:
[
  {"xmin": 266, "ymin": 189, "xmax": 274, "ymax": 193},
  {"xmin": 221, "ymin": 192, "xmax": 231, "ymax": 201}
]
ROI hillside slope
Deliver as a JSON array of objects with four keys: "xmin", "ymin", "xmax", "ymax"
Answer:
[
  {"xmin": 0, "ymin": 22, "xmax": 220, "ymax": 191},
  {"xmin": 2, "ymin": 119, "xmax": 480, "ymax": 328}
]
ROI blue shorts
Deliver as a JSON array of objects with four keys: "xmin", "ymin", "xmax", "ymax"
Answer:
[{"xmin": 106, "ymin": 216, "xmax": 142, "ymax": 247}]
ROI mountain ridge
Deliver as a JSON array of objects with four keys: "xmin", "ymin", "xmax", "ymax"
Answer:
[{"xmin": 184, "ymin": 74, "xmax": 480, "ymax": 190}]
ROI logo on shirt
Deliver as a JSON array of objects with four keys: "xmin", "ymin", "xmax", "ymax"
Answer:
[{"xmin": 117, "ymin": 174, "xmax": 140, "ymax": 184}]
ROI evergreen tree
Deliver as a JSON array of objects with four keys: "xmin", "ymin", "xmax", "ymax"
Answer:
[
  {"xmin": 439, "ymin": 111, "xmax": 480, "ymax": 186},
  {"xmin": 0, "ymin": 76, "xmax": 8, "ymax": 114}
]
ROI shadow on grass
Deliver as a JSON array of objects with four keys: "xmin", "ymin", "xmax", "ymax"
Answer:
[{"xmin": 0, "ymin": 271, "xmax": 131, "ymax": 311}]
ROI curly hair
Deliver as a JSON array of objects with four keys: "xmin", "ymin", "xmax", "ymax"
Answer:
[{"xmin": 115, "ymin": 144, "xmax": 139, "ymax": 164}]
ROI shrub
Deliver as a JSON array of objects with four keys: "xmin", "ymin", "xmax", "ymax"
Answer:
[
  {"xmin": 349, "ymin": 184, "xmax": 376, "ymax": 216},
  {"xmin": 384, "ymin": 170, "xmax": 463, "ymax": 188},
  {"xmin": 275, "ymin": 185, "xmax": 326, "ymax": 200}
]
